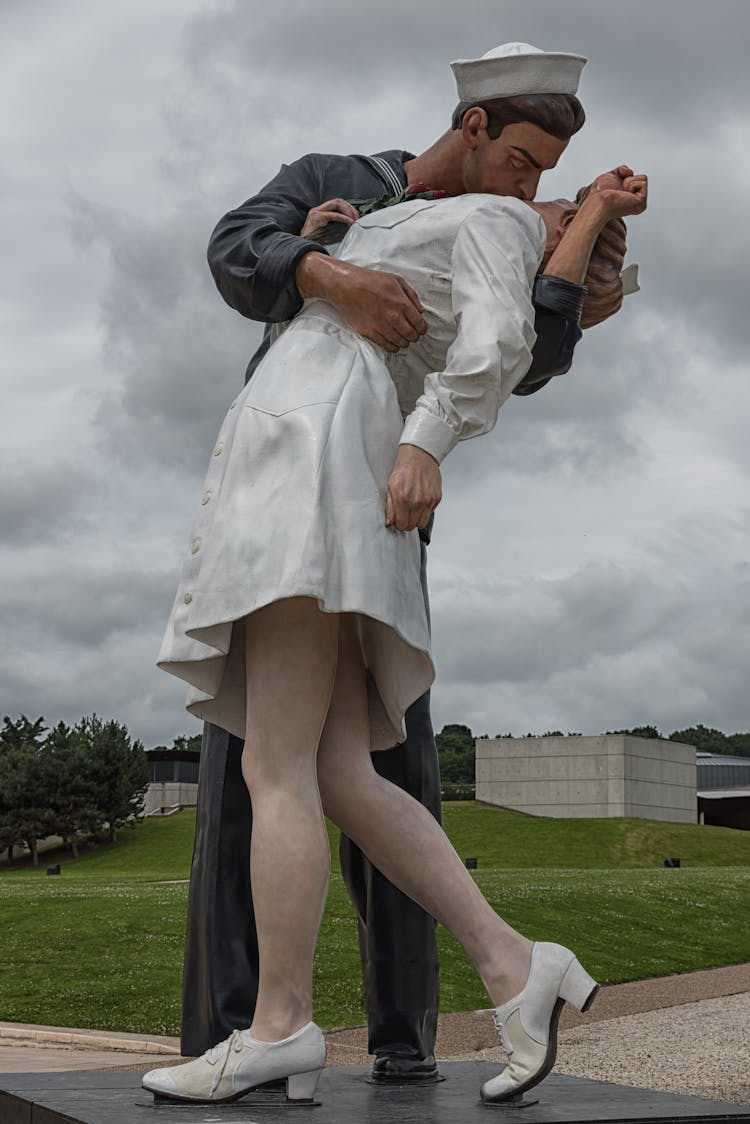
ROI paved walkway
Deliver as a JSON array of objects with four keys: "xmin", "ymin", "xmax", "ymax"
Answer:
[{"xmin": 1, "ymin": 963, "xmax": 748, "ymax": 1106}]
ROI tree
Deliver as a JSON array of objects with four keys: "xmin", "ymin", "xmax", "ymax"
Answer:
[
  {"xmin": 148, "ymin": 733, "xmax": 202, "ymax": 755},
  {"xmin": 0, "ymin": 717, "xmax": 56, "ymax": 866},
  {"xmin": 44, "ymin": 722, "xmax": 100, "ymax": 857},
  {"xmin": 76, "ymin": 716, "xmax": 149, "ymax": 842},
  {"xmin": 0, "ymin": 715, "xmax": 47, "ymax": 751},
  {"xmin": 435, "ymin": 724, "xmax": 475, "ymax": 785},
  {"xmin": 606, "ymin": 725, "xmax": 663, "ymax": 740},
  {"xmin": 668, "ymin": 724, "xmax": 730, "ymax": 752},
  {"xmin": 173, "ymin": 734, "xmax": 202, "ymax": 754},
  {"xmin": 726, "ymin": 733, "xmax": 750, "ymax": 759}
]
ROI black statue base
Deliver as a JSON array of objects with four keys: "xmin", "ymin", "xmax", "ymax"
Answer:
[{"xmin": 1, "ymin": 1063, "xmax": 748, "ymax": 1124}]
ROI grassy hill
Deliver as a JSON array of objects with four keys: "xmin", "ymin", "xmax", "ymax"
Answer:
[
  {"xmin": 1, "ymin": 805, "xmax": 748, "ymax": 1034},
  {"xmin": 442, "ymin": 803, "xmax": 750, "ymax": 869},
  {"xmin": 4, "ymin": 801, "xmax": 749, "ymax": 879}
]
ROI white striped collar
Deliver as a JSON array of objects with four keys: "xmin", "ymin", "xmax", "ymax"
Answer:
[{"xmin": 366, "ymin": 154, "xmax": 404, "ymax": 197}]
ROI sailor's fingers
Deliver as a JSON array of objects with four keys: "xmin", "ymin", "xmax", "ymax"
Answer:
[{"xmin": 300, "ymin": 199, "xmax": 359, "ymax": 237}]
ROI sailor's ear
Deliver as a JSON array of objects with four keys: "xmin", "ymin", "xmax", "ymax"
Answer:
[{"xmin": 461, "ymin": 106, "xmax": 489, "ymax": 149}]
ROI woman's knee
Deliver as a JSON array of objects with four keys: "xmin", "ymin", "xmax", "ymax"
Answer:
[
  {"xmin": 241, "ymin": 737, "xmax": 322, "ymax": 802},
  {"xmin": 318, "ymin": 777, "xmax": 351, "ymax": 831},
  {"xmin": 242, "ymin": 598, "xmax": 340, "ymax": 789},
  {"xmin": 317, "ymin": 747, "xmax": 381, "ymax": 826},
  {"xmin": 317, "ymin": 767, "xmax": 345, "ymax": 822}
]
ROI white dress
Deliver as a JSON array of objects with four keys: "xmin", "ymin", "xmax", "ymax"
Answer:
[{"xmin": 157, "ymin": 195, "xmax": 544, "ymax": 750}]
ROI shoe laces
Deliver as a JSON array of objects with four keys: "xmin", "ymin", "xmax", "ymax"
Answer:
[
  {"xmin": 207, "ymin": 1029, "xmax": 247, "ymax": 1095},
  {"xmin": 491, "ymin": 1011, "xmax": 512, "ymax": 1055}
]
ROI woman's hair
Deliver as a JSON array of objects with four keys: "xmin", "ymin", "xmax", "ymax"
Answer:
[
  {"xmin": 576, "ymin": 183, "xmax": 627, "ymax": 328},
  {"xmin": 451, "ymin": 93, "xmax": 585, "ymax": 141}
]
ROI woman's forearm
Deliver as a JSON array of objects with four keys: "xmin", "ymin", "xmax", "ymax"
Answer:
[{"xmin": 542, "ymin": 197, "xmax": 608, "ymax": 285}]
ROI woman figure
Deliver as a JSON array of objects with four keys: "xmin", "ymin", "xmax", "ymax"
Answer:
[{"xmin": 144, "ymin": 167, "xmax": 646, "ymax": 1106}]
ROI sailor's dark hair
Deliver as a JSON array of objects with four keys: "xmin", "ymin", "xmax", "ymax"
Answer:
[{"xmin": 451, "ymin": 93, "xmax": 585, "ymax": 141}]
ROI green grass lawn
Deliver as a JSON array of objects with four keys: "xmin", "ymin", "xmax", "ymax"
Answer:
[{"xmin": 1, "ymin": 805, "xmax": 748, "ymax": 1034}]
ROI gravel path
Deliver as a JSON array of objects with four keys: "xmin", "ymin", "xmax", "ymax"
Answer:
[
  {"xmin": 556, "ymin": 992, "xmax": 750, "ymax": 1106},
  {"xmin": 442, "ymin": 993, "xmax": 750, "ymax": 1107}
]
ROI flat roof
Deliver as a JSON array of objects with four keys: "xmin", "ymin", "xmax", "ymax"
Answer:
[
  {"xmin": 697, "ymin": 788, "xmax": 750, "ymax": 800},
  {"xmin": 696, "ymin": 752, "xmax": 750, "ymax": 766}
]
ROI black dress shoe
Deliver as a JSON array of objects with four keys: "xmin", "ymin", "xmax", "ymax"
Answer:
[{"xmin": 370, "ymin": 1053, "xmax": 441, "ymax": 1083}]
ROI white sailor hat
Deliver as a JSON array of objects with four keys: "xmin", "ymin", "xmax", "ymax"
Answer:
[{"xmin": 451, "ymin": 42, "xmax": 586, "ymax": 102}]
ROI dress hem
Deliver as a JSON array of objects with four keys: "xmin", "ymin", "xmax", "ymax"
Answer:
[{"xmin": 158, "ymin": 591, "xmax": 435, "ymax": 753}]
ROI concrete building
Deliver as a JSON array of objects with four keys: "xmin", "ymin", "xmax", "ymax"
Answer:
[
  {"xmin": 475, "ymin": 735, "xmax": 696, "ymax": 823},
  {"xmin": 143, "ymin": 747, "xmax": 200, "ymax": 816}
]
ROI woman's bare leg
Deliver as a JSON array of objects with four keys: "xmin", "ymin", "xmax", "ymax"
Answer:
[
  {"xmin": 317, "ymin": 617, "xmax": 532, "ymax": 1007},
  {"xmin": 241, "ymin": 597, "xmax": 338, "ymax": 1042}
]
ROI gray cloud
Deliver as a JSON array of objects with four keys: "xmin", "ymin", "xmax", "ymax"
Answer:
[
  {"xmin": 3, "ymin": 0, "xmax": 750, "ymax": 748},
  {"xmin": 1, "ymin": 555, "xmax": 176, "ymax": 648},
  {"xmin": 0, "ymin": 629, "xmax": 197, "ymax": 749},
  {"xmin": 0, "ymin": 548, "xmax": 195, "ymax": 746},
  {"xmin": 429, "ymin": 519, "xmax": 750, "ymax": 737},
  {"xmin": 181, "ymin": 0, "xmax": 750, "ymax": 123},
  {"xmin": 0, "ymin": 459, "xmax": 102, "ymax": 545},
  {"xmin": 67, "ymin": 191, "xmax": 261, "ymax": 469},
  {"xmin": 431, "ymin": 561, "xmax": 687, "ymax": 687}
]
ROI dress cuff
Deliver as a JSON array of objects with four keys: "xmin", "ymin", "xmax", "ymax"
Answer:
[
  {"xmin": 400, "ymin": 410, "xmax": 458, "ymax": 464},
  {"xmin": 533, "ymin": 275, "xmax": 587, "ymax": 323}
]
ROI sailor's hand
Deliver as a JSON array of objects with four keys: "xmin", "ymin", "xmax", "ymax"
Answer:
[
  {"xmin": 296, "ymin": 256, "xmax": 427, "ymax": 352},
  {"xmin": 300, "ymin": 198, "xmax": 359, "ymax": 238},
  {"xmin": 585, "ymin": 166, "xmax": 648, "ymax": 219},
  {"xmin": 385, "ymin": 444, "xmax": 442, "ymax": 532}
]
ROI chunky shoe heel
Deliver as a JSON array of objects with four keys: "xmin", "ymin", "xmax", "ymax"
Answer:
[
  {"xmin": 558, "ymin": 957, "xmax": 599, "ymax": 1012},
  {"xmin": 286, "ymin": 1068, "xmax": 323, "ymax": 1102}
]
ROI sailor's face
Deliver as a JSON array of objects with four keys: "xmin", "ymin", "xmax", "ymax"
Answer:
[{"xmin": 465, "ymin": 121, "xmax": 569, "ymax": 201}]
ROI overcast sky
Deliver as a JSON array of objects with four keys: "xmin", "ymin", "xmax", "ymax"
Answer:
[{"xmin": 2, "ymin": 0, "xmax": 749, "ymax": 748}]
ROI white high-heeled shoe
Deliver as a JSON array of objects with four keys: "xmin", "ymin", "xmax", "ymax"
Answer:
[
  {"xmin": 142, "ymin": 1021, "xmax": 326, "ymax": 1104},
  {"xmin": 481, "ymin": 941, "xmax": 598, "ymax": 1103}
]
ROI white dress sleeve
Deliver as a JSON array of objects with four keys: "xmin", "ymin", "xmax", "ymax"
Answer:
[{"xmin": 399, "ymin": 200, "xmax": 544, "ymax": 463}]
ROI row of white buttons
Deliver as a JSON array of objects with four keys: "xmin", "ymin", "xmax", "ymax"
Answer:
[{"xmin": 184, "ymin": 411, "xmax": 233, "ymax": 609}]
